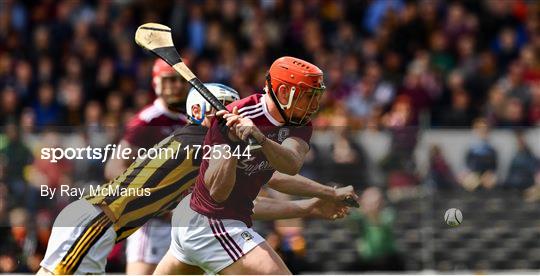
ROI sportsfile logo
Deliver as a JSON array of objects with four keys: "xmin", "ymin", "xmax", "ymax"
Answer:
[
  {"xmin": 41, "ymin": 143, "xmax": 251, "ymax": 163},
  {"xmin": 40, "ymin": 144, "xmax": 183, "ymax": 163}
]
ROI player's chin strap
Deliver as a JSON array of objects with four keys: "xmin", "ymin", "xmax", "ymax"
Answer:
[{"xmin": 265, "ymin": 73, "xmax": 299, "ymax": 126}]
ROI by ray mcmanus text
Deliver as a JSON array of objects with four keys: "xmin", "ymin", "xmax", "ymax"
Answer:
[{"xmin": 40, "ymin": 184, "xmax": 151, "ymax": 200}]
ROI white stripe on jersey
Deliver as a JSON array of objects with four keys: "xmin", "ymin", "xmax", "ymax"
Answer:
[
  {"xmin": 238, "ymin": 102, "xmax": 263, "ymax": 113},
  {"xmin": 239, "ymin": 106, "xmax": 263, "ymax": 117},
  {"xmin": 243, "ymin": 111, "xmax": 264, "ymax": 120}
]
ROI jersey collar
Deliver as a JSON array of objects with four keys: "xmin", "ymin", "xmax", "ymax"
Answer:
[{"xmin": 260, "ymin": 94, "xmax": 284, "ymax": 126}]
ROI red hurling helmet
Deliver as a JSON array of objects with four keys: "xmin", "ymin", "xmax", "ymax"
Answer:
[
  {"xmin": 266, "ymin": 56, "xmax": 326, "ymax": 125},
  {"xmin": 152, "ymin": 59, "xmax": 177, "ymax": 96}
]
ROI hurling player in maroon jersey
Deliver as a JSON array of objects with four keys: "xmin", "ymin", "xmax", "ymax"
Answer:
[{"xmin": 156, "ymin": 56, "xmax": 335, "ymax": 275}]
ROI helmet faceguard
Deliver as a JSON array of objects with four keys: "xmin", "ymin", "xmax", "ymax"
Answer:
[{"xmin": 265, "ymin": 57, "xmax": 325, "ymax": 125}]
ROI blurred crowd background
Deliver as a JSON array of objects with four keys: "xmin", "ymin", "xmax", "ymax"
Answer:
[{"xmin": 1, "ymin": 0, "xmax": 540, "ymax": 273}]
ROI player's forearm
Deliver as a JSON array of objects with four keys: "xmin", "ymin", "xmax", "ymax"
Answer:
[
  {"xmin": 205, "ymin": 148, "xmax": 238, "ymax": 203},
  {"xmin": 252, "ymin": 196, "xmax": 314, "ymax": 220},
  {"xmin": 267, "ymin": 172, "xmax": 335, "ymax": 200},
  {"xmin": 257, "ymin": 136, "xmax": 304, "ymax": 175}
]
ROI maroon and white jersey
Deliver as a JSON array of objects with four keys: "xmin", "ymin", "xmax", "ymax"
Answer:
[
  {"xmin": 123, "ymin": 99, "xmax": 189, "ymax": 148},
  {"xmin": 190, "ymin": 93, "xmax": 313, "ymax": 226}
]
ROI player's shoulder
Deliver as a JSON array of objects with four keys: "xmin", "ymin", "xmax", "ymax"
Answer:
[
  {"xmin": 134, "ymin": 103, "xmax": 162, "ymax": 125},
  {"xmin": 231, "ymin": 93, "xmax": 268, "ymax": 121},
  {"xmin": 227, "ymin": 93, "xmax": 262, "ymax": 111},
  {"xmin": 134, "ymin": 100, "xmax": 187, "ymax": 125}
]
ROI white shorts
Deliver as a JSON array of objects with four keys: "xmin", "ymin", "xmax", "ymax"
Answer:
[
  {"xmin": 126, "ymin": 218, "xmax": 171, "ymax": 264},
  {"xmin": 169, "ymin": 194, "xmax": 265, "ymax": 274},
  {"xmin": 40, "ymin": 199, "xmax": 116, "ymax": 275}
]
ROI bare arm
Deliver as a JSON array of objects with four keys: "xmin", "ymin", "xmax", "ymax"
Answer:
[
  {"xmin": 257, "ymin": 136, "xmax": 309, "ymax": 175},
  {"xmin": 267, "ymin": 172, "xmax": 336, "ymax": 200},
  {"xmin": 252, "ymin": 196, "xmax": 348, "ymax": 220},
  {"xmin": 104, "ymin": 140, "xmax": 138, "ymax": 180},
  {"xmin": 204, "ymin": 145, "xmax": 238, "ymax": 203},
  {"xmin": 252, "ymin": 196, "xmax": 312, "ymax": 220},
  {"xmin": 267, "ymin": 172, "xmax": 359, "ymax": 203}
]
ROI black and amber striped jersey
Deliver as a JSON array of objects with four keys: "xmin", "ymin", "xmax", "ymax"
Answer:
[{"xmin": 85, "ymin": 124, "xmax": 207, "ymax": 242}]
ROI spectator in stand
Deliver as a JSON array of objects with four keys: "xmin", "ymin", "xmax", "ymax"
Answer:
[
  {"xmin": 94, "ymin": 58, "xmax": 117, "ymax": 102},
  {"xmin": 0, "ymin": 123, "xmax": 33, "ymax": 210},
  {"xmin": 503, "ymin": 131, "xmax": 539, "ymax": 190},
  {"xmin": 0, "ymin": 247, "xmax": 27, "ymax": 273},
  {"xmin": 492, "ymin": 27, "xmax": 522, "ymax": 71},
  {"xmin": 455, "ymin": 34, "xmax": 478, "ymax": 79},
  {"xmin": 328, "ymin": 110, "xmax": 370, "ymax": 190},
  {"xmin": 35, "ymin": 56, "xmax": 55, "ymax": 85},
  {"xmin": 3, "ymin": 208, "xmax": 32, "ymax": 273},
  {"xmin": 326, "ymin": 59, "xmax": 353, "ymax": 102},
  {"xmin": 429, "ymin": 29, "xmax": 454, "ymax": 77},
  {"xmin": 427, "ymin": 144, "xmax": 457, "ymax": 190},
  {"xmin": 103, "ymin": 91, "xmax": 124, "ymax": 129},
  {"xmin": 443, "ymin": 2, "xmax": 477, "ymax": 51},
  {"xmin": 483, "ymin": 84, "xmax": 507, "ymax": 125},
  {"xmin": 346, "ymin": 61, "xmax": 395, "ymax": 127},
  {"xmin": 59, "ymin": 80, "xmax": 85, "ymax": 127},
  {"xmin": 84, "ymin": 100, "xmax": 103, "ymax": 133},
  {"xmin": 465, "ymin": 51, "xmax": 499, "ymax": 112},
  {"xmin": 496, "ymin": 61, "xmax": 530, "ymax": 105},
  {"xmin": 19, "ymin": 108, "xmax": 36, "ymax": 145},
  {"xmin": 434, "ymin": 70, "xmax": 475, "ymax": 127},
  {"xmin": 380, "ymin": 96, "xmax": 419, "ymax": 190},
  {"xmin": 266, "ymin": 219, "xmax": 317, "ymax": 274},
  {"xmin": 400, "ymin": 51, "xmax": 442, "ymax": 121},
  {"xmin": 380, "ymin": 51, "xmax": 403, "ymax": 88},
  {"xmin": 460, "ymin": 118, "xmax": 498, "ymax": 191},
  {"xmin": 32, "ymin": 83, "xmax": 63, "ymax": 129},
  {"xmin": 499, "ymin": 96, "xmax": 527, "ymax": 127},
  {"xmin": 0, "ymin": 86, "xmax": 20, "ymax": 125},
  {"xmin": 363, "ymin": 0, "xmax": 404, "ymax": 35},
  {"xmin": 346, "ymin": 187, "xmax": 404, "ymax": 272},
  {"xmin": 13, "ymin": 60, "xmax": 34, "ymax": 102},
  {"xmin": 528, "ymin": 82, "xmax": 540, "ymax": 125},
  {"xmin": 519, "ymin": 44, "xmax": 540, "ymax": 85}
]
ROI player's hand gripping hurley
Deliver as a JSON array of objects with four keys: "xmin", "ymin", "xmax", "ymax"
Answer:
[{"xmin": 135, "ymin": 23, "xmax": 261, "ymax": 151}]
